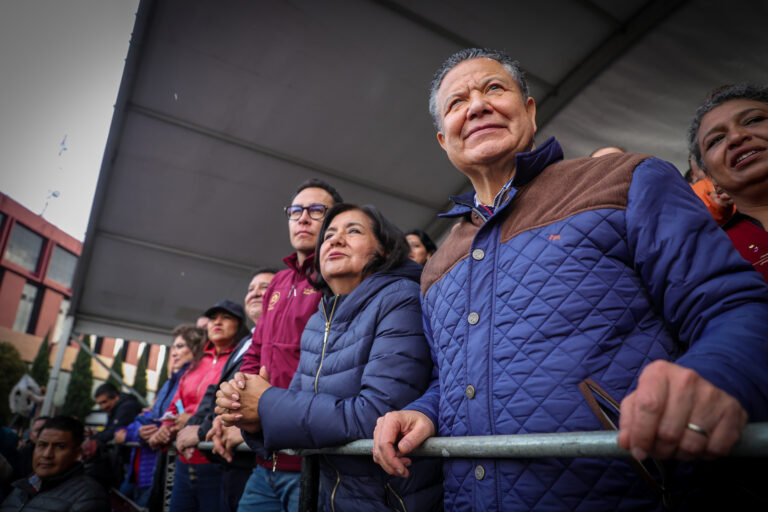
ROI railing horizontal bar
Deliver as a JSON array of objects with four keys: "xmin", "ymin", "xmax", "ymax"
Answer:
[{"xmin": 189, "ymin": 423, "xmax": 768, "ymax": 459}]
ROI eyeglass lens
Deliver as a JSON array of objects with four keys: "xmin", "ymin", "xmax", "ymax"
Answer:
[{"xmin": 285, "ymin": 204, "xmax": 327, "ymax": 220}]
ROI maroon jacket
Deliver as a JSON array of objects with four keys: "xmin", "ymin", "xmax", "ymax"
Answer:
[
  {"xmin": 239, "ymin": 252, "xmax": 321, "ymax": 471},
  {"xmin": 724, "ymin": 213, "xmax": 768, "ymax": 282}
]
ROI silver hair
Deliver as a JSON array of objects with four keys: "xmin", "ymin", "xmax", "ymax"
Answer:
[
  {"xmin": 428, "ymin": 48, "xmax": 529, "ymax": 132},
  {"xmin": 687, "ymin": 83, "xmax": 768, "ymax": 169}
]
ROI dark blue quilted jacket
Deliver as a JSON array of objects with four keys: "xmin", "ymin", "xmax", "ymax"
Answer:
[
  {"xmin": 258, "ymin": 260, "xmax": 442, "ymax": 511},
  {"xmin": 407, "ymin": 137, "xmax": 768, "ymax": 511}
]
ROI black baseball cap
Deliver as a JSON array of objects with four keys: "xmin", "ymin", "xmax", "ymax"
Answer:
[{"xmin": 203, "ymin": 299, "xmax": 245, "ymax": 322}]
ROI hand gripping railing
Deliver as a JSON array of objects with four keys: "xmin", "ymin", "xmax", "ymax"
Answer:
[
  {"xmin": 196, "ymin": 422, "xmax": 768, "ymax": 458},
  {"xmin": 129, "ymin": 423, "xmax": 768, "ymax": 511}
]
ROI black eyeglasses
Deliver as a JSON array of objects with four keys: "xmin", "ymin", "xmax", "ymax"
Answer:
[{"xmin": 284, "ymin": 203, "xmax": 329, "ymax": 220}]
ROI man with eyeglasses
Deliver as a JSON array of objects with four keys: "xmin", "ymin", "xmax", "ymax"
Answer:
[{"xmin": 216, "ymin": 178, "xmax": 342, "ymax": 511}]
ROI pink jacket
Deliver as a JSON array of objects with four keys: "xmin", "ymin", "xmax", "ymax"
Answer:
[
  {"xmin": 164, "ymin": 341, "xmax": 234, "ymax": 463},
  {"xmin": 239, "ymin": 252, "xmax": 321, "ymax": 471}
]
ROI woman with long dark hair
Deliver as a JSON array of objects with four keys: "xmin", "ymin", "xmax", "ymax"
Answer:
[{"xmin": 405, "ymin": 229, "xmax": 437, "ymax": 265}]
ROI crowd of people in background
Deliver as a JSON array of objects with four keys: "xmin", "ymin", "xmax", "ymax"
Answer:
[{"xmin": 2, "ymin": 47, "xmax": 767, "ymax": 511}]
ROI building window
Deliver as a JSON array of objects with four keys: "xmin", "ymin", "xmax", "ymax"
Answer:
[
  {"xmin": 13, "ymin": 283, "xmax": 39, "ymax": 333},
  {"xmin": 52, "ymin": 298, "xmax": 71, "ymax": 343},
  {"xmin": 0, "ymin": 212, "xmax": 5, "ymax": 230},
  {"xmin": 93, "ymin": 336, "xmax": 104, "ymax": 355},
  {"xmin": 47, "ymin": 245, "xmax": 78, "ymax": 288},
  {"xmin": 4, "ymin": 223, "xmax": 44, "ymax": 273}
]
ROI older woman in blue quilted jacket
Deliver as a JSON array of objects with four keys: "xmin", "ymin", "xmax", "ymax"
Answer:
[{"xmin": 217, "ymin": 203, "xmax": 442, "ymax": 511}]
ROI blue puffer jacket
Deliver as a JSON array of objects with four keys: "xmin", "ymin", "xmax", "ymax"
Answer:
[
  {"xmin": 257, "ymin": 260, "xmax": 442, "ymax": 511},
  {"xmin": 408, "ymin": 137, "xmax": 768, "ymax": 511},
  {"xmin": 123, "ymin": 363, "xmax": 187, "ymax": 489}
]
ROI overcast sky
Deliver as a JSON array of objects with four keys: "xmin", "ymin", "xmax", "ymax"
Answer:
[{"xmin": 0, "ymin": 0, "xmax": 139, "ymax": 241}]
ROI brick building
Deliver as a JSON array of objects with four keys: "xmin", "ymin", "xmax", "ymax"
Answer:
[{"xmin": 0, "ymin": 192, "xmax": 165, "ymax": 399}]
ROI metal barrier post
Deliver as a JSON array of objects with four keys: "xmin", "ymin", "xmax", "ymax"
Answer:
[
  {"xmin": 163, "ymin": 446, "xmax": 177, "ymax": 512},
  {"xmin": 299, "ymin": 455, "xmax": 319, "ymax": 512}
]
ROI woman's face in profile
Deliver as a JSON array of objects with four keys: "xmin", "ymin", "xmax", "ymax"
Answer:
[
  {"xmin": 169, "ymin": 335, "xmax": 193, "ymax": 371},
  {"xmin": 320, "ymin": 209, "xmax": 381, "ymax": 294},
  {"xmin": 406, "ymin": 234, "xmax": 430, "ymax": 265}
]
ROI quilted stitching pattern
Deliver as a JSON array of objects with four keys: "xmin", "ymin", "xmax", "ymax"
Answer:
[{"xmin": 424, "ymin": 208, "xmax": 673, "ymax": 511}]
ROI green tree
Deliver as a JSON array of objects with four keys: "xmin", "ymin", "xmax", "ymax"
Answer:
[
  {"xmin": 0, "ymin": 343, "xmax": 28, "ymax": 425},
  {"xmin": 156, "ymin": 350, "xmax": 169, "ymax": 392},
  {"xmin": 133, "ymin": 346, "xmax": 148, "ymax": 399},
  {"xmin": 107, "ymin": 349, "xmax": 125, "ymax": 391},
  {"xmin": 61, "ymin": 345, "xmax": 94, "ymax": 421},
  {"xmin": 31, "ymin": 332, "xmax": 51, "ymax": 387}
]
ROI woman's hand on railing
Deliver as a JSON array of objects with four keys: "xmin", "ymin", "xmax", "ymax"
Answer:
[
  {"xmin": 148, "ymin": 424, "xmax": 174, "ymax": 449},
  {"xmin": 372, "ymin": 410, "xmax": 436, "ymax": 478},
  {"xmin": 138, "ymin": 424, "xmax": 159, "ymax": 442},
  {"xmin": 175, "ymin": 425, "xmax": 201, "ymax": 459}
]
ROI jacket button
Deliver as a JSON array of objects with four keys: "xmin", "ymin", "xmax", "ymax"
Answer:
[
  {"xmin": 465, "ymin": 385, "xmax": 476, "ymax": 399},
  {"xmin": 472, "ymin": 249, "xmax": 485, "ymax": 260},
  {"xmin": 467, "ymin": 312, "xmax": 479, "ymax": 325},
  {"xmin": 474, "ymin": 465, "xmax": 485, "ymax": 480}
]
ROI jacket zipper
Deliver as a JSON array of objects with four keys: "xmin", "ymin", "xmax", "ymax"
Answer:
[
  {"xmin": 471, "ymin": 206, "xmax": 490, "ymax": 221},
  {"xmin": 194, "ymin": 352, "xmax": 221, "ymax": 400},
  {"xmin": 323, "ymin": 454, "xmax": 342, "ymax": 512},
  {"xmin": 315, "ymin": 296, "xmax": 340, "ymax": 509},
  {"xmin": 314, "ymin": 295, "xmax": 338, "ymax": 393},
  {"xmin": 386, "ymin": 482, "xmax": 407, "ymax": 512},
  {"xmin": 269, "ymin": 267, "xmax": 303, "ymax": 473}
]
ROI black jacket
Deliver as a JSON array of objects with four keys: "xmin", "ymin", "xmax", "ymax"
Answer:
[
  {"xmin": 0, "ymin": 462, "xmax": 109, "ymax": 512},
  {"xmin": 93, "ymin": 393, "xmax": 142, "ymax": 445},
  {"xmin": 187, "ymin": 333, "xmax": 251, "ymax": 439}
]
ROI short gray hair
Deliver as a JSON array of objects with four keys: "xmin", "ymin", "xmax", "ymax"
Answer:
[
  {"xmin": 428, "ymin": 48, "xmax": 529, "ymax": 132},
  {"xmin": 687, "ymin": 83, "xmax": 768, "ymax": 169}
]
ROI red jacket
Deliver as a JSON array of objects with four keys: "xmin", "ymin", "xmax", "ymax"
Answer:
[
  {"xmin": 725, "ymin": 213, "xmax": 768, "ymax": 283},
  {"xmin": 164, "ymin": 341, "xmax": 235, "ymax": 463},
  {"xmin": 239, "ymin": 252, "xmax": 321, "ymax": 471}
]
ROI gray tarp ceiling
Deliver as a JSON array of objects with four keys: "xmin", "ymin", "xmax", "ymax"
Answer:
[{"xmin": 72, "ymin": 0, "xmax": 768, "ymax": 345}]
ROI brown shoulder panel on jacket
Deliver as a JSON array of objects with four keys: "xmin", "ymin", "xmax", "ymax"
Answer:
[
  {"xmin": 420, "ymin": 153, "xmax": 651, "ymax": 297},
  {"xmin": 421, "ymin": 213, "xmax": 482, "ymax": 296},
  {"xmin": 500, "ymin": 153, "xmax": 650, "ymax": 243}
]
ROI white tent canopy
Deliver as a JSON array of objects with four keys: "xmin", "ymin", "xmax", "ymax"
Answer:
[{"xmin": 69, "ymin": 0, "xmax": 768, "ymax": 346}]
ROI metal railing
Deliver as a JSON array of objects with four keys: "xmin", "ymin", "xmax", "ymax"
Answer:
[
  {"xmin": 124, "ymin": 423, "xmax": 768, "ymax": 511},
  {"xmin": 198, "ymin": 422, "xmax": 768, "ymax": 459}
]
